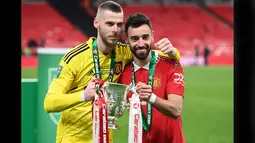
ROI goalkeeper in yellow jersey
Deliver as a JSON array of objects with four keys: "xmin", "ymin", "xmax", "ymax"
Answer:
[{"xmin": 43, "ymin": 1, "xmax": 181, "ymax": 143}]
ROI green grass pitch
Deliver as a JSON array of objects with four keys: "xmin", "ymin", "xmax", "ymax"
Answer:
[{"xmin": 22, "ymin": 66, "xmax": 233, "ymax": 143}]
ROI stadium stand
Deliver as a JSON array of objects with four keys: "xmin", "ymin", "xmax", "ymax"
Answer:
[
  {"xmin": 207, "ymin": 5, "xmax": 233, "ymax": 23},
  {"xmin": 22, "ymin": 3, "xmax": 233, "ymax": 67},
  {"xmin": 22, "ymin": 3, "xmax": 88, "ymax": 50},
  {"xmin": 123, "ymin": 5, "xmax": 233, "ymax": 57}
]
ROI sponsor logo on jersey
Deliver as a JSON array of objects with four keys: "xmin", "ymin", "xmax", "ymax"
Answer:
[{"xmin": 174, "ymin": 73, "xmax": 185, "ymax": 86}]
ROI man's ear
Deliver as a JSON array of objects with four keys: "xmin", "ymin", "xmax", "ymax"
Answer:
[
  {"xmin": 151, "ymin": 30, "xmax": 155, "ymax": 43},
  {"xmin": 94, "ymin": 18, "xmax": 99, "ymax": 29}
]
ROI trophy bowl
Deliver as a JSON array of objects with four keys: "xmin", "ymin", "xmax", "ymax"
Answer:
[{"xmin": 102, "ymin": 82, "xmax": 130, "ymax": 130}]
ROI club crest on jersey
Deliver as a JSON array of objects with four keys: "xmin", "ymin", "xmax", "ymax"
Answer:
[
  {"xmin": 153, "ymin": 76, "xmax": 161, "ymax": 89},
  {"xmin": 114, "ymin": 61, "xmax": 122, "ymax": 75},
  {"xmin": 55, "ymin": 65, "xmax": 63, "ymax": 78}
]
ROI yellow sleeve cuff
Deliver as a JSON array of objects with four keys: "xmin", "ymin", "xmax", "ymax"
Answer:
[{"xmin": 169, "ymin": 47, "xmax": 181, "ymax": 62}]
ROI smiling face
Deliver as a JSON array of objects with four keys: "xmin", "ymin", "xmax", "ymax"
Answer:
[
  {"xmin": 124, "ymin": 13, "xmax": 154, "ymax": 60},
  {"xmin": 127, "ymin": 24, "xmax": 154, "ymax": 60}
]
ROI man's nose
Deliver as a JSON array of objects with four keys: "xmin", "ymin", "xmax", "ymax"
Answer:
[
  {"xmin": 113, "ymin": 25, "xmax": 118, "ymax": 33},
  {"xmin": 138, "ymin": 38, "xmax": 145, "ymax": 47}
]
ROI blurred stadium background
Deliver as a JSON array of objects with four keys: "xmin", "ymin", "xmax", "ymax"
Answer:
[{"xmin": 21, "ymin": 0, "xmax": 233, "ymax": 143}]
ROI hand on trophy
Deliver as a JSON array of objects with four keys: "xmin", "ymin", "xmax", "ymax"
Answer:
[
  {"xmin": 135, "ymin": 82, "xmax": 153, "ymax": 102},
  {"xmin": 82, "ymin": 77, "xmax": 97, "ymax": 101}
]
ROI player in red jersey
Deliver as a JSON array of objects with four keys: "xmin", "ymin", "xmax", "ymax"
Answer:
[{"xmin": 119, "ymin": 13, "xmax": 186, "ymax": 143}]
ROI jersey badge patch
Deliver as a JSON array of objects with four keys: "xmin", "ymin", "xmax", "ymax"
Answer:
[
  {"xmin": 153, "ymin": 76, "xmax": 161, "ymax": 89},
  {"xmin": 114, "ymin": 61, "xmax": 122, "ymax": 75}
]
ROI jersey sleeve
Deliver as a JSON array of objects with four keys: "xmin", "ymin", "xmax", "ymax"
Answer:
[
  {"xmin": 44, "ymin": 54, "xmax": 83, "ymax": 113},
  {"xmin": 117, "ymin": 42, "xmax": 133, "ymax": 61},
  {"xmin": 166, "ymin": 61, "xmax": 185, "ymax": 97},
  {"xmin": 154, "ymin": 47, "xmax": 181, "ymax": 62}
]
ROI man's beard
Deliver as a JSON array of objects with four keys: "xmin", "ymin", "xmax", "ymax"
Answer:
[
  {"xmin": 99, "ymin": 26, "xmax": 118, "ymax": 47},
  {"xmin": 131, "ymin": 44, "xmax": 151, "ymax": 60}
]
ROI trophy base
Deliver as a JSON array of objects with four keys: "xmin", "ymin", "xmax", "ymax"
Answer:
[{"xmin": 108, "ymin": 123, "xmax": 119, "ymax": 130}]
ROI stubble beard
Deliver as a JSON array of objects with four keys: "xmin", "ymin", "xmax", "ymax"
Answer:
[
  {"xmin": 99, "ymin": 26, "xmax": 118, "ymax": 48},
  {"xmin": 131, "ymin": 45, "xmax": 151, "ymax": 60}
]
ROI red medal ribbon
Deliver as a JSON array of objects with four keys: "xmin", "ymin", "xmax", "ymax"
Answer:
[{"xmin": 93, "ymin": 79, "xmax": 109, "ymax": 143}]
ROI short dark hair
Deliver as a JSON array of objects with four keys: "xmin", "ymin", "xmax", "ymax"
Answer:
[
  {"xmin": 98, "ymin": 0, "xmax": 122, "ymax": 13},
  {"xmin": 124, "ymin": 13, "xmax": 152, "ymax": 35}
]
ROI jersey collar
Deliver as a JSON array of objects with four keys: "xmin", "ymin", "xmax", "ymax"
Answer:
[
  {"xmin": 132, "ymin": 51, "xmax": 159, "ymax": 72},
  {"xmin": 132, "ymin": 61, "xmax": 150, "ymax": 72}
]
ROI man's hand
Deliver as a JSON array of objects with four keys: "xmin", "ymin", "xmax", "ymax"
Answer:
[
  {"xmin": 154, "ymin": 38, "xmax": 176, "ymax": 56},
  {"xmin": 135, "ymin": 82, "xmax": 153, "ymax": 102},
  {"xmin": 154, "ymin": 38, "xmax": 180, "ymax": 62},
  {"xmin": 81, "ymin": 77, "xmax": 97, "ymax": 101}
]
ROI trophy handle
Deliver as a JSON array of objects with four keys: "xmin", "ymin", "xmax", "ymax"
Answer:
[{"xmin": 124, "ymin": 83, "xmax": 134, "ymax": 110}]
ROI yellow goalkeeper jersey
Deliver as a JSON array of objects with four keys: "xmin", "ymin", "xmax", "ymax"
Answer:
[{"xmin": 43, "ymin": 37, "xmax": 180, "ymax": 143}]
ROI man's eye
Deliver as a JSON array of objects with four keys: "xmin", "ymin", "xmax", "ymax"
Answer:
[
  {"xmin": 107, "ymin": 23, "xmax": 114, "ymax": 26},
  {"xmin": 142, "ymin": 35, "xmax": 150, "ymax": 40},
  {"xmin": 143, "ymin": 37, "xmax": 149, "ymax": 40},
  {"xmin": 131, "ymin": 37, "xmax": 139, "ymax": 41},
  {"xmin": 117, "ymin": 23, "xmax": 123, "ymax": 27}
]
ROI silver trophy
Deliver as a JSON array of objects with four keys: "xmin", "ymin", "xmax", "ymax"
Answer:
[{"xmin": 101, "ymin": 82, "xmax": 131, "ymax": 129}]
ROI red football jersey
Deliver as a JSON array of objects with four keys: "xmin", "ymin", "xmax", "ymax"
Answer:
[{"xmin": 119, "ymin": 57, "xmax": 185, "ymax": 143}]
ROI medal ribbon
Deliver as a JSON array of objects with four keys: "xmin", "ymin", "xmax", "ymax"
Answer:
[
  {"xmin": 128, "ymin": 90, "xmax": 143, "ymax": 143},
  {"xmin": 92, "ymin": 39, "xmax": 116, "ymax": 82},
  {"xmin": 131, "ymin": 50, "xmax": 157, "ymax": 132},
  {"xmin": 92, "ymin": 40, "xmax": 116, "ymax": 143}
]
